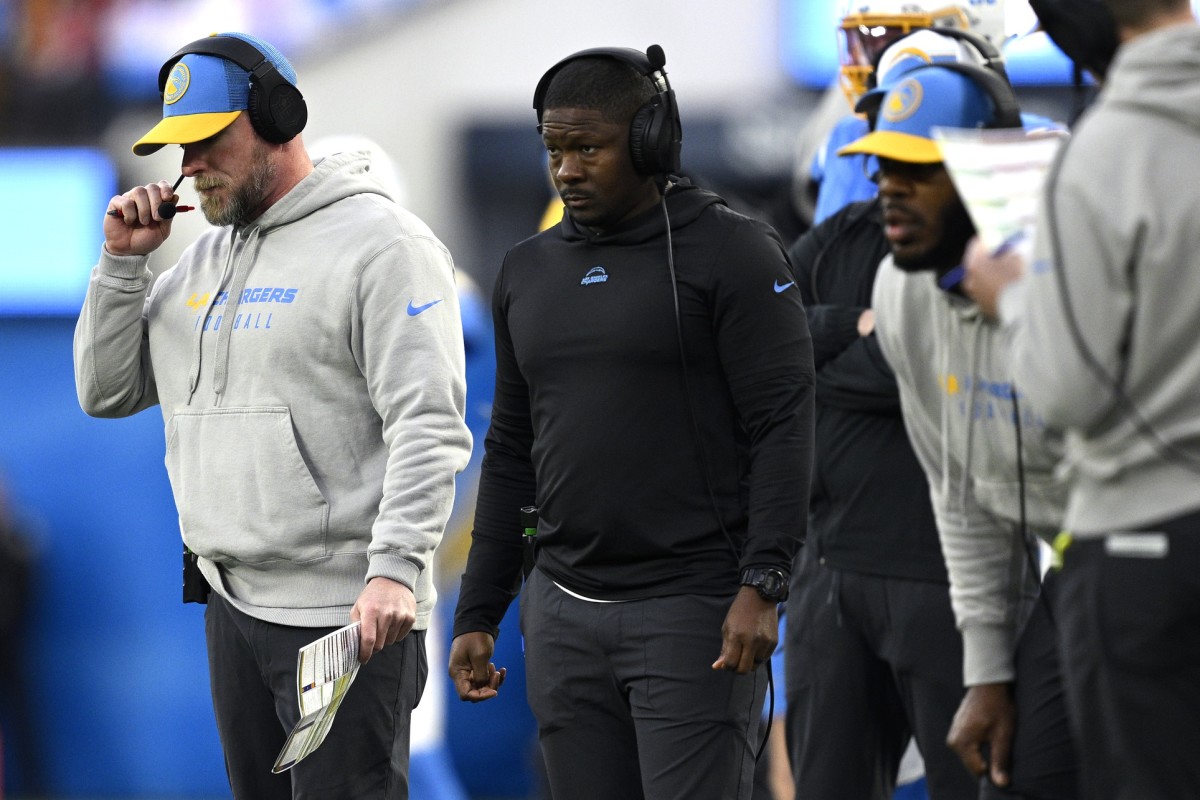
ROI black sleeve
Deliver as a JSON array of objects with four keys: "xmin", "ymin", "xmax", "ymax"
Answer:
[
  {"xmin": 789, "ymin": 220, "xmax": 863, "ymax": 369},
  {"xmin": 816, "ymin": 334, "xmax": 899, "ymax": 413},
  {"xmin": 452, "ymin": 260, "xmax": 537, "ymax": 640},
  {"xmin": 788, "ymin": 199, "xmax": 897, "ymax": 413},
  {"xmin": 788, "ymin": 205, "xmax": 876, "ymax": 369},
  {"xmin": 711, "ymin": 219, "xmax": 815, "ymax": 575}
]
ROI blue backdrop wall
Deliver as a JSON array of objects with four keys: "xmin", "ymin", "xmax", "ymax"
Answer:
[
  {"xmin": 0, "ymin": 316, "xmax": 227, "ymax": 796},
  {"xmin": 0, "ymin": 298, "xmax": 534, "ymax": 798}
]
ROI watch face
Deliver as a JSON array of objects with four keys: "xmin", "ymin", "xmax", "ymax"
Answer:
[
  {"xmin": 742, "ymin": 568, "xmax": 787, "ymax": 601},
  {"xmin": 761, "ymin": 571, "xmax": 784, "ymax": 598}
]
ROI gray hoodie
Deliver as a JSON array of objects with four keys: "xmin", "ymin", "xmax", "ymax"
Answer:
[
  {"xmin": 1001, "ymin": 23, "xmax": 1200, "ymax": 536},
  {"xmin": 74, "ymin": 151, "xmax": 472, "ymax": 630},
  {"xmin": 874, "ymin": 256, "xmax": 1069, "ymax": 685}
]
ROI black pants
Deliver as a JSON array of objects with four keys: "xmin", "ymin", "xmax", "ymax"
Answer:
[
  {"xmin": 520, "ymin": 567, "xmax": 767, "ymax": 800},
  {"xmin": 979, "ymin": 571, "xmax": 1077, "ymax": 800},
  {"xmin": 785, "ymin": 549, "xmax": 976, "ymax": 799},
  {"xmin": 205, "ymin": 593, "xmax": 427, "ymax": 799},
  {"xmin": 1056, "ymin": 510, "xmax": 1200, "ymax": 800}
]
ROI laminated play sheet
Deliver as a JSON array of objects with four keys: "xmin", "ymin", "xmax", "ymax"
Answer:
[
  {"xmin": 933, "ymin": 126, "xmax": 1069, "ymax": 254},
  {"xmin": 272, "ymin": 621, "xmax": 362, "ymax": 773}
]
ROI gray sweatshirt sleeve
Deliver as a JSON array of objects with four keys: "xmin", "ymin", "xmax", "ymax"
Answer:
[
  {"xmin": 874, "ymin": 262, "xmax": 1026, "ymax": 685},
  {"xmin": 73, "ymin": 248, "xmax": 160, "ymax": 418},
  {"xmin": 1000, "ymin": 149, "xmax": 1132, "ymax": 433},
  {"xmin": 351, "ymin": 233, "xmax": 472, "ymax": 592}
]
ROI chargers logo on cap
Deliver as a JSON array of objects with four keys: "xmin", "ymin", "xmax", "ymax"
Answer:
[
  {"xmin": 883, "ymin": 77, "xmax": 923, "ymax": 123},
  {"xmin": 164, "ymin": 63, "xmax": 191, "ymax": 105}
]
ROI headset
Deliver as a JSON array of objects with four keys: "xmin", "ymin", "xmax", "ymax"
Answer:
[
  {"xmin": 856, "ymin": 29, "xmax": 1023, "ymax": 130},
  {"xmin": 532, "ymin": 44, "xmax": 682, "ymax": 177},
  {"xmin": 157, "ymin": 35, "xmax": 308, "ymax": 144},
  {"xmin": 927, "ymin": 61, "xmax": 1023, "ymax": 129},
  {"xmin": 867, "ymin": 26, "xmax": 1011, "ymax": 89}
]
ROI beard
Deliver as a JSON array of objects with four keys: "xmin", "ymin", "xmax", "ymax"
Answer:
[
  {"xmin": 195, "ymin": 145, "xmax": 277, "ymax": 227},
  {"xmin": 892, "ymin": 198, "xmax": 976, "ymax": 275}
]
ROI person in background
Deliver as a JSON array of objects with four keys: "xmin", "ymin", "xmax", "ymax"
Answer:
[
  {"xmin": 449, "ymin": 45, "xmax": 814, "ymax": 800},
  {"xmin": 842, "ymin": 63, "xmax": 1080, "ymax": 798},
  {"xmin": 783, "ymin": 30, "xmax": 997, "ymax": 800},
  {"xmin": 803, "ymin": 0, "xmax": 1007, "ymax": 226},
  {"xmin": 73, "ymin": 32, "xmax": 471, "ymax": 799},
  {"xmin": 964, "ymin": 1, "xmax": 1200, "ymax": 796}
]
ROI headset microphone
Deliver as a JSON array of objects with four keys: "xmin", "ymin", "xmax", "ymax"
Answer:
[
  {"xmin": 646, "ymin": 44, "xmax": 666, "ymax": 71},
  {"xmin": 106, "ymin": 174, "xmax": 190, "ymax": 221}
]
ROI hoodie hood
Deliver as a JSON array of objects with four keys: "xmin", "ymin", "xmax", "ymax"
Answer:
[
  {"xmin": 1102, "ymin": 23, "xmax": 1200, "ymax": 130},
  {"xmin": 245, "ymin": 149, "xmax": 392, "ymax": 235},
  {"xmin": 558, "ymin": 179, "xmax": 726, "ymax": 246}
]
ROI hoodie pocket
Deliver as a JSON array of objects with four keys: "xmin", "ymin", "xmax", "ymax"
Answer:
[{"xmin": 164, "ymin": 407, "xmax": 329, "ymax": 564}]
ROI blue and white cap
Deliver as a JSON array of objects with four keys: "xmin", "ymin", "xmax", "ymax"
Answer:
[
  {"xmin": 838, "ymin": 66, "xmax": 999, "ymax": 164},
  {"xmin": 132, "ymin": 33, "xmax": 299, "ymax": 156},
  {"xmin": 854, "ymin": 29, "xmax": 982, "ymax": 120}
]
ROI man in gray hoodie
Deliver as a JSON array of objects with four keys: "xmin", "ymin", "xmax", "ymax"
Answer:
[
  {"xmin": 840, "ymin": 65, "xmax": 1079, "ymax": 798},
  {"xmin": 965, "ymin": 2, "xmax": 1200, "ymax": 796},
  {"xmin": 73, "ymin": 32, "xmax": 471, "ymax": 799}
]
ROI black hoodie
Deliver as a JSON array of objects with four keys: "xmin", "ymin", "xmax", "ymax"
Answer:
[
  {"xmin": 454, "ymin": 181, "xmax": 815, "ymax": 637},
  {"xmin": 788, "ymin": 198, "xmax": 946, "ymax": 583}
]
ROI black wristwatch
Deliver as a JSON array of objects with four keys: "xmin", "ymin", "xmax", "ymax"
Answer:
[{"xmin": 740, "ymin": 567, "xmax": 789, "ymax": 603}]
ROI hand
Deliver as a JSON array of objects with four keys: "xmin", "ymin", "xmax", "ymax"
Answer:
[
  {"xmin": 712, "ymin": 586, "xmax": 778, "ymax": 674},
  {"xmin": 961, "ymin": 236, "xmax": 1027, "ymax": 320},
  {"xmin": 104, "ymin": 180, "xmax": 179, "ymax": 257},
  {"xmin": 947, "ymin": 682, "xmax": 1015, "ymax": 788},
  {"xmin": 448, "ymin": 631, "xmax": 506, "ymax": 702},
  {"xmin": 857, "ymin": 308, "xmax": 875, "ymax": 337},
  {"xmin": 350, "ymin": 576, "xmax": 416, "ymax": 663}
]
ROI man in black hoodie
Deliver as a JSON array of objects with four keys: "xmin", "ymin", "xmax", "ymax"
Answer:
[{"xmin": 448, "ymin": 46, "xmax": 814, "ymax": 800}]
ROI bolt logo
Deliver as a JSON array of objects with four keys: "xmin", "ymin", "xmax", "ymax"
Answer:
[
  {"xmin": 164, "ymin": 63, "xmax": 190, "ymax": 105},
  {"xmin": 580, "ymin": 266, "xmax": 609, "ymax": 286},
  {"xmin": 883, "ymin": 78, "xmax": 923, "ymax": 124},
  {"xmin": 186, "ymin": 292, "xmax": 211, "ymax": 310}
]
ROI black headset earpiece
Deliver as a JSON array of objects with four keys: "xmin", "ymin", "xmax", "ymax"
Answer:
[
  {"xmin": 532, "ymin": 44, "xmax": 682, "ymax": 176},
  {"xmin": 157, "ymin": 35, "xmax": 307, "ymax": 144}
]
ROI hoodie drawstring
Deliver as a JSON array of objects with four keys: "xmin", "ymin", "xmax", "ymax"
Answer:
[
  {"xmin": 212, "ymin": 226, "xmax": 261, "ymax": 402},
  {"xmin": 186, "ymin": 228, "xmax": 239, "ymax": 405}
]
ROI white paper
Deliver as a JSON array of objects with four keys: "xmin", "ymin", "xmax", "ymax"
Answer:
[
  {"xmin": 933, "ymin": 126, "xmax": 1069, "ymax": 253},
  {"xmin": 272, "ymin": 621, "xmax": 362, "ymax": 773}
]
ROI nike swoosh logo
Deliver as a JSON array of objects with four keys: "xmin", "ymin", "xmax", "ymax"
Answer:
[
  {"xmin": 406, "ymin": 299, "xmax": 443, "ymax": 316},
  {"xmin": 774, "ymin": 281, "xmax": 795, "ymax": 293}
]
